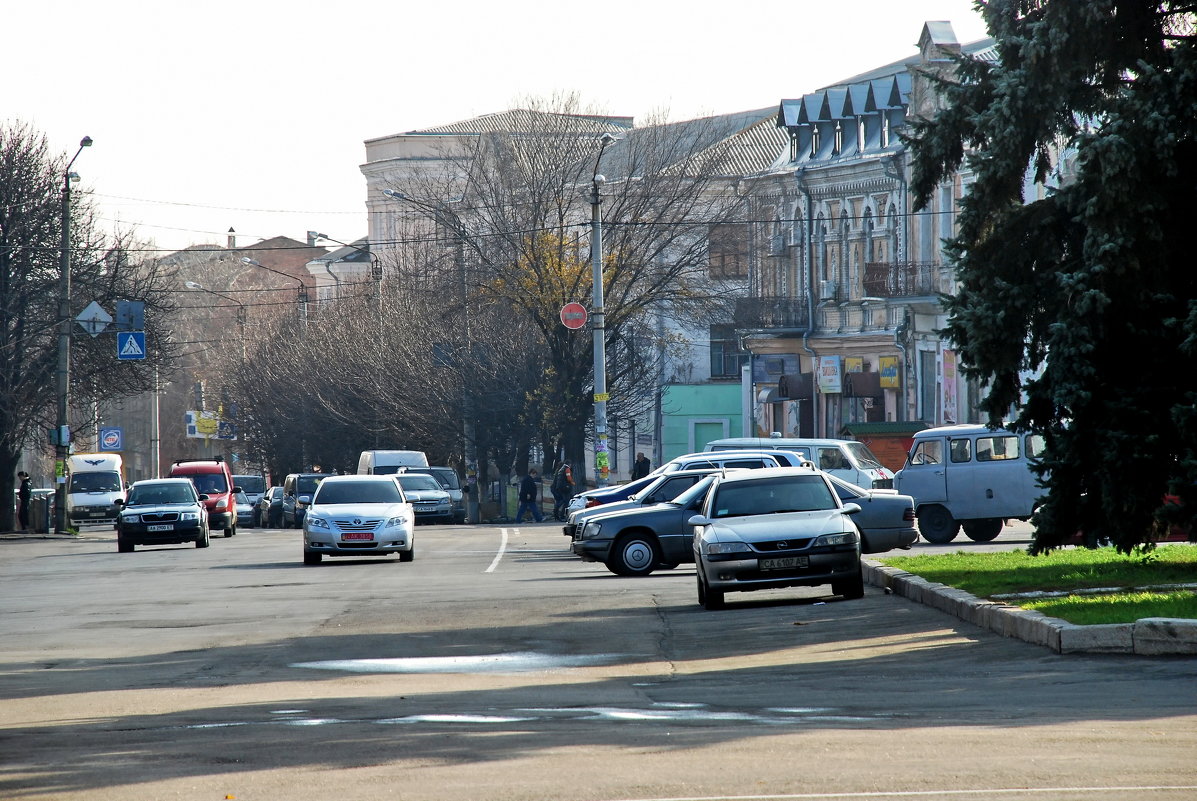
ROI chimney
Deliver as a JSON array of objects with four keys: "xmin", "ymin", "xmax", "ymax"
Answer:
[{"xmin": 227, "ymin": 227, "xmax": 236, "ymax": 249}]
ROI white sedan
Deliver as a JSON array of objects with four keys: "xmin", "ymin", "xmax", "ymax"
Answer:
[{"xmin": 302, "ymin": 475, "xmax": 415, "ymax": 565}]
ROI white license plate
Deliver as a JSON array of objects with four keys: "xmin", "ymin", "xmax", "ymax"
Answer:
[
  {"xmin": 760, "ymin": 556, "xmax": 809, "ymax": 570},
  {"xmin": 146, "ymin": 524, "xmax": 173, "ymax": 532}
]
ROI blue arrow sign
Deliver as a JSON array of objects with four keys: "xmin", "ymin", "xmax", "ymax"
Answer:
[{"xmin": 117, "ymin": 331, "xmax": 146, "ymax": 360}]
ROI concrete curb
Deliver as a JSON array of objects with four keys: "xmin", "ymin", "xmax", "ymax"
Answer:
[{"xmin": 864, "ymin": 560, "xmax": 1197, "ymax": 656}]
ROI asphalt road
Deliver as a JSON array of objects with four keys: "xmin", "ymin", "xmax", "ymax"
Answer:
[{"xmin": 1, "ymin": 521, "xmax": 1195, "ymax": 801}]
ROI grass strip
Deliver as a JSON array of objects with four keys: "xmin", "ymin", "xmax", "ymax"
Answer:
[{"xmin": 878, "ymin": 545, "xmax": 1197, "ymax": 625}]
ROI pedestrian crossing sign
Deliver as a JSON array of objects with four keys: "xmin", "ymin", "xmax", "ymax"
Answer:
[{"xmin": 117, "ymin": 331, "xmax": 146, "ymax": 360}]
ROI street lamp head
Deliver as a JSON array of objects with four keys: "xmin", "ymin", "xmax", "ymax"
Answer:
[
  {"xmin": 593, "ymin": 174, "xmax": 607, "ymax": 186},
  {"xmin": 184, "ymin": 281, "xmax": 203, "ymax": 290},
  {"xmin": 67, "ymin": 172, "xmax": 80, "ymax": 184},
  {"xmin": 382, "ymin": 189, "xmax": 408, "ymax": 200},
  {"xmin": 80, "ymin": 136, "xmax": 93, "ymax": 148},
  {"xmin": 241, "ymin": 257, "xmax": 260, "ymax": 267},
  {"xmin": 598, "ymin": 132, "xmax": 616, "ymax": 146}
]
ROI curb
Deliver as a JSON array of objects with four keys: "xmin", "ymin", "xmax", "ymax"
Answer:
[{"xmin": 864, "ymin": 560, "xmax": 1197, "ymax": 656}]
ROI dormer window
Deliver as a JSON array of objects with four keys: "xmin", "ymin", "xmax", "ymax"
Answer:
[
  {"xmin": 833, "ymin": 122, "xmax": 843, "ymax": 155},
  {"xmin": 881, "ymin": 115, "xmax": 891, "ymax": 148},
  {"xmin": 811, "ymin": 126, "xmax": 821, "ymax": 157},
  {"xmin": 857, "ymin": 118, "xmax": 867, "ymax": 152}
]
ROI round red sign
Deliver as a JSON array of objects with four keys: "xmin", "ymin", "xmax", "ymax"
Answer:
[{"xmin": 560, "ymin": 302, "xmax": 588, "ymax": 330}]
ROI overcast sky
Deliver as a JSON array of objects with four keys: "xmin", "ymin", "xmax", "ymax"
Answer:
[{"xmin": 6, "ymin": 1, "xmax": 989, "ymax": 254}]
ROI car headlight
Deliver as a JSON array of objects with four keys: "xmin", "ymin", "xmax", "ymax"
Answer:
[
  {"xmin": 121, "ymin": 514, "xmax": 140, "ymax": 524},
  {"xmin": 214, "ymin": 497, "xmax": 228, "ymax": 511},
  {"xmin": 307, "ymin": 516, "xmax": 330, "ymax": 530},
  {"xmin": 581, "ymin": 521, "xmax": 602, "ymax": 539},
  {"xmin": 385, "ymin": 515, "xmax": 409, "ymax": 528},
  {"xmin": 180, "ymin": 512, "xmax": 199, "ymax": 521},
  {"xmin": 814, "ymin": 531, "xmax": 859, "ymax": 547},
  {"xmin": 704, "ymin": 541, "xmax": 752, "ymax": 555}
]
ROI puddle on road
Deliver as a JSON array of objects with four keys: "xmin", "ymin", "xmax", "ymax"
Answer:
[{"xmin": 291, "ymin": 651, "xmax": 632, "ymax": 674}]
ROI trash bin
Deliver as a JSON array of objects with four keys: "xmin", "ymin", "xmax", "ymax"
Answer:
[{"xmin": 29, "ymin": 495, "xmax": 51, "ymax": 534}]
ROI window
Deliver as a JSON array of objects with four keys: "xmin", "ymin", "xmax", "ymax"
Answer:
[
  {"xmin": 833, "ymin": 122, "xmax": 843, "ymax": 155},
  {"xmin": 881, "ymin": 116, "xmax": 891, "ymax": 148},
  {"xmin": 909, "ymin": 439, "xmax": 943, "ymax": 465},
  {"xmin": 708, "ymin": 223, "xmax": 748, "ymax": 279},
  {"xmin": 976, "ymin": 436, "xmax": 1020, "ymax": 461},
  {"xmin": 709, "ymin": 324, "xmax": 749, "ymax": 377},
  {"xmin": 950, "ymin": 439, "xmax": 972, "ymax": 463},
  {"xmin": 811, "ymin": 126, "xmax": 822, "ymax": 157}
]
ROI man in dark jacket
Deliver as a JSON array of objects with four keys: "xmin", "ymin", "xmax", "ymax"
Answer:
[
  {"xmin": 551, "ymin": 461, "xmax": 574, "ymax": 521},
  {"xmin": 631, "ymin": 452, "xmax": 651, "ymax": 480},
  {"xmin": 514, "ymin": 468, "xmax": 543, "ymax": 523},
  {"xmin": 16, "ymin": 471, "xmax": 31, "ymax": 532}
]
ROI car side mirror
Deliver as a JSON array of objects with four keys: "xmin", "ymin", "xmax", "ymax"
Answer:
[
  {"xmin": 841, "ymin": 502, "xmax": 862, "ymax": 515},
  {"xmin": 232, "ymin": 485, "xmax": 243, "ymax": 493},
  {"xmin": 113, "ymin": 498, "xmax": 124, "ymax": 507},
  {"xmin": 298, "ymin": 494, "xmax": 312, "ymax": 504},
  {"xmin": 688, "ymin": 514, "xmax": 712, "ymax": 526},
  {"xmin": 198, "ymin": 494, "xmax": 210, "ymax": 501}
]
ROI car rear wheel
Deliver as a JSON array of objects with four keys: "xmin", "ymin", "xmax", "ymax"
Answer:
[
  {"xmin": 918, "ymin": 504, "xmax": 960, "ymax": 544},
  {"xmin": 697, "ymin": 569, "xmax": 724, "ymax": 610},
  {"xmin": 832, "ymin": 563, "xmax": 865, "ymax": 599},
  {"xmin": 303, "ymin": 551, "xmax": 322, "ymax": 565},
  {"xmin": 196, "ymin": 526, "xmax": 210, "ymax": 548},
  {"xmin": 606, "ymin": 533, "xmax": 660, "ymax": 576},
  {"xmin": 962, "ymin": 518, "xmax": 1004, "ymax": 542}
]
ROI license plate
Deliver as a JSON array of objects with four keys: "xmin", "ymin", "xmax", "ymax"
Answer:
[
  {"xmin": 760, "ymin": 556, "xmax": 809, "ymax": 570},
  {"xmin": 342, "ymin": 532, "xmax": 373, "ymax": 541},
  {"xmin": 89, "ymin": 512, "xmax": 106, "ymax": 517},
  {"xmin": 147, "ymin": 524, "xmax": 173, "ymax": 532}
]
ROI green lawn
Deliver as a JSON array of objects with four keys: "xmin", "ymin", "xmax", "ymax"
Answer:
[{"xmin": 877, "ymin": 545, "xmax": 1197, "ymax": 625}]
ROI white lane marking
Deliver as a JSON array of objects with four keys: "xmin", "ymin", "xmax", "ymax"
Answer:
[
  {"xmin": 605, "ymin": 788, "xmax": 1197, "ymax": 801},
  {"xmin": 487, "ymin": 527, "xmax": 510, "ymax": 573}
]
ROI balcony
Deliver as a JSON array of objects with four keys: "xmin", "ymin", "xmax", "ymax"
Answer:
[
  {"xmin": 734, "ymin": 297, "xmax": 810, "ymax": 329},
  {"xmin": 862, "ymin": 261, "xmax": 951, "ymax": 298}
]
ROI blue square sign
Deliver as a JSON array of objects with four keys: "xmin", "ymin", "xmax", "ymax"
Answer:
[{"xmin": 117, "ymin": 331, "xmax": 146, "ymax": 360}]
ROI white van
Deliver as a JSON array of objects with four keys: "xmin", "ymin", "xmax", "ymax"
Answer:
[
  {"xmin": 704, "ymin": 437, "xmax": 893, "ymax": 489},
  {"xmin": 66, "ymin": 453, "xmax": 126, "ymax": 526},
  {"xmin": 894, "ymin": 424, "xmax": 1046, "ymax": 544},
  {"xmin": 357, "ymin": 450, "xmax": 430, "ymax": 475}
]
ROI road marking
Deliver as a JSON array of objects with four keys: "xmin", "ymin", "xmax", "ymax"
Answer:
[
  {"xmin": 606, "ymin": 788, "xmax": 1197, "ymax": 801},
  {"xmin": 488, "ymin": 527, "xmax": 510, "ymax": 572}
]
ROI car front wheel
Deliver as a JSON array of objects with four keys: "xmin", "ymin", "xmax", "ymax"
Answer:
[
  {"xmin": 918, "ymin": 505, "xmax": 960, "ymax": 544},
  {"xmin": 303, "ymin": 551, "xmax": 322, "ymax": 565},
  {"xmin": 697, "ymin": 569, "xmax": 724, "ymax": 610},
  {"xmin": 606, "ymin": 533, "xmax": 660, "ymax": 576},
  {"xmin": 832, "ymin": 563, "xmax": 865, "ymax": 599},
  {"xmin": 196, "ymin": 526, "xmax": 210, "ymax": 548}
]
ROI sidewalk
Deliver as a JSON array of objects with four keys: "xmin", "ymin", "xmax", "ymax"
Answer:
[{"xmin": 865, "ymin": 559, "xmax": 1197, "ymax": 656}]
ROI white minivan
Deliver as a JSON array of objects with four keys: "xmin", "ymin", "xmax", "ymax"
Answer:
[
  {"xmin": 704, "ymin": 437, "xmax": 893, "ymax": 489},
  {"xmin": 357, "ymin": 450, "xmax": 429, "ymax": 475},
  {"xmin": 894, "ymin": 424, "xmax": 1046, "ymax": 544}
]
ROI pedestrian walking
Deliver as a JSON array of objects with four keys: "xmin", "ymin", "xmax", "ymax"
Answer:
[
  {"xmin": 513, "ymin": 468, "xmax": 544, "ymax": 523},
  {"xmin": 551, "ymin": 460, "xmax": 574, "ymax": 521},
  {"xmin": 16, "ymin": 471, "xmax": 31, "ymax": 532},
  {"xmin": 631, "ymin": 452, "xmax": 651, "ymax": 480}
]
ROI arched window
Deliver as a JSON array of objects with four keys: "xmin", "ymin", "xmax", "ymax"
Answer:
[
  {"xmin": 833, "ymin": 122, "xmax": 843, "ymax": 155},
  {"xmin": 817, "ymin": 213, "xmax": 828, "ymax": 281}
]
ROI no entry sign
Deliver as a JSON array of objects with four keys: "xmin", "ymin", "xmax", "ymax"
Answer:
[{"xmin": 560, "ymin": 302, "xmax": 588, "ymax": 329}]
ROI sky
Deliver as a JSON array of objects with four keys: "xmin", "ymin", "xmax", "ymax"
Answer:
[{"xmin": 6, "ymin": 1, "xmax": 990, "ymax": 255}]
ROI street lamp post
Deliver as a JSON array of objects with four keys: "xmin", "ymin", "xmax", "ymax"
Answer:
[
  {"xmin": 379, "ymin": 189, "xmax": 479, "ymax": 523},
  {"xmin": 590, "ymin": 132, "xmax": 616, "ymax": 488},
  {"xmin": 240, "ymin": 257, "xmax": 308, "ymax": 325},
  {"xmin": 53, "ymin": 135, "xmax": 92, "ymax": 534},
  {"xmin": 184, "ymin": 281, "xmax": 247, "ymax": 361}
]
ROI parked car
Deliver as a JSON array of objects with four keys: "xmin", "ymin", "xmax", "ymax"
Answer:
[
  {"xmin": 407, "ymin": 466, "xmax": 466, "ymax": 523},
  {"xmin": 566, "ymin": 474, "xmax": 658, "ymax": 515},
  {"xmin": 704, "ymin": 436, "xmax": 895, "ymax": 489},
  {"xmin": 302, "ymin": 474, "xmax": 415, "ymax": 565},
  {"xmin": 563, "ymin": 468, "xmax": 736, "ymax": 539},
  {"xmin": 114, "ymin": 478, "xmax": 210, "ymax": 552},
  {"xmin": 689, "ymin": 466, "xmax": 864, "ymax": 610},
  {"xmin": 233, "ymin": 474, "xmax": 267, "ymax": 522},
  {"xmin": 282, "ymin": 473, "xmax": 332, "ymax": 528},
  {"xmin": 234, "ymin": 490, "xmax": 254, "ymax": 529},
  {"xmin": 257, "ymin": 486, "xmax": 284, "ymax": 528},
  {"xmin": 654, "ymin": 449, "xmax": 808, "ymax": 475},
  {"xmin": 394, "ymin": 472, "xmax": 454, "ymax": 524},
  {"xmin": 571, "ymin": 475, "xmax": 720, "ymax": 576},
  {"xmin": 826, "ymin": 475, "xmax": 918, "ymax": 553}
]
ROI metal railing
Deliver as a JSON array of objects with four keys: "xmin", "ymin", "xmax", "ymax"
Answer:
[
  {"xmin": 862, "ymin": 261, "xmax": 950, "ymax": 298},
  {"xmin": 733, "ymin": 297, "xmax": 811, "ymax": 329}
]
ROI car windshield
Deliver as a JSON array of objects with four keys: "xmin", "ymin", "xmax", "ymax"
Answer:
[
  {"xmin": 127, "ymin": 483, "xmax": 195, "ymax": 506},
  {"xmin": 297, "ymin": 475, "xmax": 328, "ymax": 493},
  {"xmin": 235, "ymin": 476, "xmax": 266, "ymax": 493},
  {"xmin": 69, "ymin": 471, "xmax": 122, "ymax": 492},
  {"xmin": 313, "ymin": 481, "xmax": 403, "ymax": 505},
  {"xmin": 711, "ymin": 474, "xmax": 836, "ymax": 518},
  {"xmin": 396, "ymin": 474, "xmax": 442, "ymax": 492},
  {"xmin": 188, "ymin": 473, "xmax": 228, "ymax": 494},
  {"xmin": 844, "ymin": 441, "xmax": 885, "ymax": 470},
  {"xmin": 235, "ymin": 491, "xmax": 250, "ymax": 505}
]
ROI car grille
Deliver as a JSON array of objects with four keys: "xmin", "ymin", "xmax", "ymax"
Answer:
[
  {"xmin": 333, "ymin": 518, "xmax": 383, "ymax": 533},
  {"xmin": 751, "ymin": 538, "xmax": 814, "ymax": 552},
  {"xmin": 141, "ymin": 512, "xmax": 181, "ymax": 523}
]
